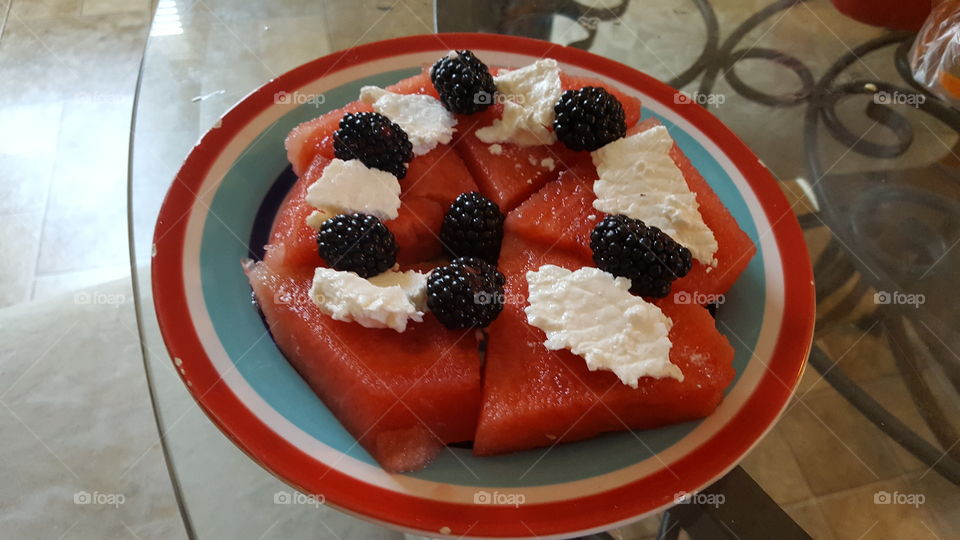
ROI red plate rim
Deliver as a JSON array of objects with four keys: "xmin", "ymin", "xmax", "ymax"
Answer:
[{"xmin": 151, "ymin": 32, "xmax": 815, "ymax": 538}]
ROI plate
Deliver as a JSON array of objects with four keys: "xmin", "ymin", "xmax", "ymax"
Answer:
[{"xmin": 152, "ymin": 33, "xmax": 814, "ymax": 539}]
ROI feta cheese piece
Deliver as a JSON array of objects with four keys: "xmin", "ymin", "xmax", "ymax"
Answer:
[
  {"xmin": 476, "ymin": 59, "xmax": 562, "ymax": 146},
  {"xmin": 539, "ymin": 157, "xmax": 555, "ymax": 171},
  {"xmin": 524, "ymin": 265, "xmax": 682, "ymax": 386},
  {"xmin": 359, "ymin": 86, "xmax": 457, "ymax": 155},
  {"xmin": 591, "ymin": 125, "xmax": 718, "ymax": 264},
  {"xmin": 488, "ymin": 143, "xmax": 503, "ymax": 155},
  {"xmin": 309, "ymin": 268, "xmax": 427, "ymax": 332},
  {"xmin": 368, "ymin": 269, "xmax": 428, "ymax": 312},
  {"xmin": 305, "ymin": 158, "xmax": 401, "ymax": 221}
]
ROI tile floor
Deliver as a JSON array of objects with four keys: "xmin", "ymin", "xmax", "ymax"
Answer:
[
  {"xmin": 1, "ymin": 0, "xmax": 958, "ymax": 539},
  {"xmin": 0, "ymin": 0, "xmax": 149, "ymax": 308}
]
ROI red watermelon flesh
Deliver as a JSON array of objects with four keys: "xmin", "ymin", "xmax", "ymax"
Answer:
[
  {"xmin": 505, "ymin": 159, "xmax": 600, "ymax": 261},
  {"xmin": 451, "ymin": 69, "xmax": 642, "ymax": 212},
  {"xmin": 285, "ymin": 101, "xmax": 375, "ymax": 177},
  {"xmin": 384, "ymin": 68, "xmax": 440, "ymax": 99},
  {"xmin": 639, "ymin": 119, "xmax": 757, "ymax": 298},
  {"xmin": 474, "ymin": 236, "xmax": 735, "ymax": 456},
  {"xmin": 280, "ymin": 100, "xmax": 481, "ymax": 266},
  {"xmin": 503, "ymin": 118, "xmax": 755, "ymax": 299},
  {"xmin": 263, "ymin": 155, "xmax": 329, "ymax": 273},
  {"xmin": 246, "ymin": 262, "xmax": 482, "ymax": 472}
]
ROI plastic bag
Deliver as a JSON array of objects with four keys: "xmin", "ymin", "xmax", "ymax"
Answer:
[{"xmin": 910, "ymin": 0, "xmax": 960, "ymax": 107}]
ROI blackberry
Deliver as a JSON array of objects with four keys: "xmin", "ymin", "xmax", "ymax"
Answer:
[
  {"xmin": 590, "ymin": 214, "xmax": 692, "ymax": 298},
  {"xmin": 333, "ymin": 112, "xmax": 413, "ymax": 178},
  {"xmin": 427, "ymin": 257, "xmax": 505, "ymax": 329},
  {"xmin": 430, "ymin": 50, "xmax": 497, "ymax": 114},
  {"xmin": 317, "ymin": 213, "xmax": 397, "ymax": 278},
  {"xmin": 553, "ymin": 87, "xmax": 626, "ymax": 151},
  {"xmin": 449, "ymin": 256, "xmax": 506, "ymax": 287},
  {"xmin": 439, "ymin": 192, "xmax": 505, "ymax": 264}
]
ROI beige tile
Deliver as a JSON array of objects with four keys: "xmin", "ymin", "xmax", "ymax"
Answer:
[
  {"xmin": 36, "ymin": 99, "xmax": 131, "ymax": 274},
  {"xmin": 798, "ymin": 323, "xmax": 897, "ymax": 397},
  {"xmin": 783, "ymin": 499, "xmax": 835, "ymax": 540},
  {"xmin": 0, "ymin": 102, "xmax": 62, "ymax": 215},
  {"xmin": 9, "ymin": 0, "xmax": 78, "ymax": 20},
  {"xmin": 254, "ymin": 15, "xmax": 334, "ymax": 75},
  {"xmin": 0, "ymin": 13, "xmax": 147, "ymax": 105},
  {"xmin": 860, "ymin": 376, "xmax": 943, "ymax": 474},
  {"xmin": 321, "ymin": 0, "xmax": 433, "ymax": 51},
  {"xmin": 0, "ymin": 212, "xmax": 43, "ymax": 307},
  {"xmin": 779, "ymin": 383, "xmax": 904, "ymax": 496},
  {"xmin": 81, "ymin": 0, "xmax": 149, "ymax": 17},
  {"xmin": 31, "ymin": 264, "xmax": 131, "ymax": 301},
  {"xmin": 740, "ymin": 424, "xmax": 814, "ymax": 505},
  {"xmin": 912, "ymin": 469, "xmax": 960, "ymax": 538},
  {"xmin": 817, "ymin": 478, "xmax": 940, "ymax": 540}
]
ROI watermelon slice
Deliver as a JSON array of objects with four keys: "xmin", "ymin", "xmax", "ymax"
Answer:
[
  {"xmin": 285, "ymin": 101, "xmax": 375, "ymax": 177},
  {"xmin": 474, "ymin": 235, "xmax": 735, "ymax": 456},
  {"xmin": 450, "ymin": 70, "xmax": 642, "ymax": 212},
  {"xmin": 503, "ymin": 118, "xmax": 755, "ymax": 298},
  {"xmin": 635, "ymin": 119, "xmax": 757, "ymax": 297},
  {"xmin": 384, "ymin": 68, "xmax": 440, "ymax": 99},
  {"xmin": 263, "ymin": 155, "xmax": 329, "ymax": 273},
  {"xmin": 246, "ymin": 262, "xmax": 482, "ymax": 472},
  {"xmin": 277, "ymin": 100, "xmax": 481, "ymax": 267},
  {"xmin": 505, "ymin": 159, "xmax": 600, "ymax": 261}
]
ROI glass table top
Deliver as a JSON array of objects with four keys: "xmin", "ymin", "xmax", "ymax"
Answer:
[{"xmin": 129, "ymin": 1, "xmax": 960, "ymax": 538}]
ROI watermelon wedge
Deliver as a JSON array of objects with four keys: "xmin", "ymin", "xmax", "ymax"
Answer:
[
  {"xmin": 474, "ymin": 235, "xmax": 735, "ymax": 455},
  {"xmin": 263, "ymin": 155, "xmax": 329, "ymax": 273},
  {"xmin": 285, "ymin": 101, "xmax": 375, "ymax": 177},
  {"xmin": 505, "ymin": 159, "xmax": 599, "ymax": 261},
  {"xmin": 451, "ymin": 69, "xmax": 643, "ymax": 212},
  {"xmin": 503, "ymin": 118, "xmax": 755, "ymax": 299},
  {"xmin": 277, "ymin": 101, "xmax": 480, "ymax": 267},
  {"xmin": 637, "ymin": 119, "xmax": 757, "ymax": 297},
  {"xmin": 246, "ymin": 262, "xmax": 482, "ymax": 472},
  {"xmin": 384, "ymin": 68, "xmax": 440, "ymax": 99}
]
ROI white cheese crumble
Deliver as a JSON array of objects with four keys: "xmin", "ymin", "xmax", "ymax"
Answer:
[
  {"xmin": 476, "ymin": 59, "xmax": 562, "ymax": 146},
  {"xmin": 488, "ymin": 143, "xmax": 503, "ymax": 155},
  {"xmin": 305, "ymin": 158, "xmax": 401, "ymax": 222},
  {"xmin": 540, "ymin": 157, "xmax": 555, "ymax": 171},
  {"xmin": 524, "ymin": 265, "xmax": 683, "ymax": 386},
  {"xmin": 359, "ymin": 86, "xmax": 457, "ymax": 155},
  {"xmin": 591, "ymin": 125, "xmax": 718, "ymax": 264},
  {"xmin": 309, "ymin": 268, "xmax": 427, "ymax": 332}
]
